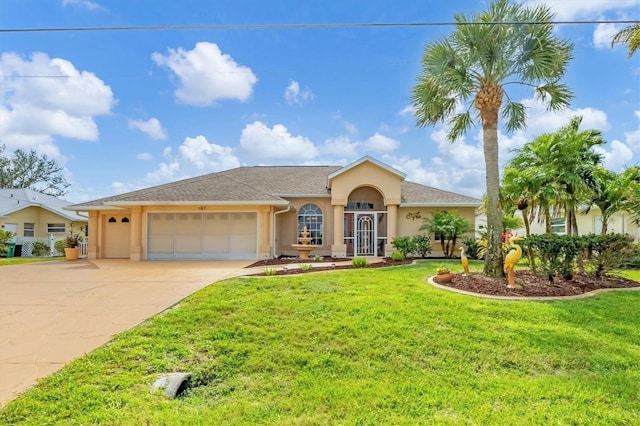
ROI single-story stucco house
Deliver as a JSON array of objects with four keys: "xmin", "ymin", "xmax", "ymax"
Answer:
[
  {"xmin": 1, "ymin": 188, "xmax": 88, "ymax": 256},
  {"xmin": 67, "ymin": 156, "xmax": 481, "ymax": 261}
]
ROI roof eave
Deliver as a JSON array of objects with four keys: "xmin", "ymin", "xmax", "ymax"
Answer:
[
  {"xmin": 400, "ymin": 202, "xmax": 482, "ymax": 208},
  {"xmin": 327, "ymin": 155, "xmax": 406, "ymax": 186},
  {"xmin": 106, "ymin": 200, "xmax": 290, "ymax": 207}
]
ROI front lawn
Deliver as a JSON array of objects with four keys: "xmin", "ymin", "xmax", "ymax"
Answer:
[
  {"xmin": 0, "ymin": 256, "xmax": 64, "ymax": 266},
  {"xmin": 2, "ymin": 261, "xmax": 639, "ymax": 424}
]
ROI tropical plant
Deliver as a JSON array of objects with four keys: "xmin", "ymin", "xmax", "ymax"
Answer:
[
  {"xmin": 582, "ymin": 233, "xmax": 635, "ymax": 279},
  {"xmin": 611, "ymin": 23, "xmax": 640, "ymax": 57},
  {"xmin": 0, "ymin": 229, "xmax": 15, "ymax": 256},
  {"xmin": 263, "ymin": 268, "xmax": 277, "ymax": 276},
  {"xmin": 31, "ymin": 242, "xmax": 50, "ymax": 257},
  {"xmin": 351, "ymin": 257, "xmax": 369, "ymax": 268},
  {"xmin": 585, "ymin": 166, "xmax": 640, "ymax": 234},
  {"xmin": 412, "ymin": 0, "xmax": 573, "ymax": 277},
  {"xmin": 411, "ymin": 234, "xmax": 432, "ymax": 258},
  {"xmin": 390, "ymin": 251, "xmax": 405, "ymax": 262},
  {"xmin": 462, "ymin": 237, "xmax": 480, "ymax": 260},
  {"xmin": 54, "ymin": 239, "xmax": 66, "ymax": 255},
  {"xmin": 391, "ymin": 236, "xmax": 415, "ymax": 257},
  {"xmin": 420, "ymin": 211, "xmax": 473, "ymax": 257}
]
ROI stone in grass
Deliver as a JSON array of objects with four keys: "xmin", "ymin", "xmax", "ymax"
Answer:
[{"xmin": 151, "ymin": 372, "xmax": 193, "ymax": 399}]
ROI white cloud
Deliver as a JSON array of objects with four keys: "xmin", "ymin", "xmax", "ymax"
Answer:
[
  {"xmin": 399, "ymin": 105, "xmax": 415, "ymax": 117},
  {"xmin": 522, "ymin": 0, "xmax": 639, "ymax": 20},
  {"xmin": 178, "ymin": 135, "xmax": 240, "ymax": 171},
  {"xmin": 62, "ymin": 0, "xmax": 101, "ymax": 10},
  {"xmin": 593, "ymin": 23, "xmax": 622, "ymax": 49},
  {"xmin": 128, "ymin": 117, "xmax": 167, "ymax": 140},
  {"xmin": 0, "ymin": 51, "xmax": 115, "ymax": 156},
  {"xmin": 152, "ymin": 42, "xmax": 257, "ymax": 106},
  {"xmin": 239, "ymin": 121, "xmax": 318, "ymax": 161},
  {"xmin": 136, "ymin": 152, "xmax": 153, "ymax": 160},
  {"xmin": 519, "ymin": 98, "xmax": 610, "ymax": 138},
  {"xmin": 284, "ymin": 80, "xmax": 314, "ymax": 105},
  {"xmin": 363, "ymin": 133, "xmax": 400, "ymax": 152},
  {"xmin": 321, "ymin": 136, "xmax": 360, "ymax": 158},
  {"xmin": 595, "ymin": 140, "xmax": 634, "ymax": 171}
]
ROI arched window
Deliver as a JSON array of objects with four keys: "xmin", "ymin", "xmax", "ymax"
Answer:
[{"xmin": 298, "ymin": 204, "xmax": 323, "ymax": 245}]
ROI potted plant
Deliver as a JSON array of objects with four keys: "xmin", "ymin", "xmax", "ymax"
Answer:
[
  {"xmin": 434, "ymin": 266, "xmax": 454, "ymax": 283},
  {"xmin": 64, "ymin": 230, "xmax": 84, "ymax": 261}
]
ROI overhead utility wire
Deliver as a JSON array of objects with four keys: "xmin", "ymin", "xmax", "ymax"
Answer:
[{"xmin": 1, "ymin": 20, "xmax": 638, "ymax": 33}]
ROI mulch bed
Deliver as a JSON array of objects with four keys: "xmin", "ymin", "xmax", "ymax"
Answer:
[
  {"xmin": 434, "ymin": 270, "xmax": 640, "ymax": 297},
  {"xmin": 246, "ymin": 256, "xmax": 413, "ymax": 276}
]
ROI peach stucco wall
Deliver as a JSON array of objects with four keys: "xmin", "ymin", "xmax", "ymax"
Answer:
[
  {"xmin": 329, "ymin": 161, "xmax": 402, "ymax": 206},
  {"xmin": 1, "ymin": 206, "xmax": 86, "ymax": 240}
]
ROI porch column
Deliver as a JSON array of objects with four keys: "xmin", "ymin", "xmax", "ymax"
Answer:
[
  {"xmin": 385, "ymin": 204, "xmax": 398, "ymax": 256},
  {"xmin": 87, "ymin": 211, "xmax": 99, "ymax": 260},
  {"xmin": 130, "ymin": 207, "xmax": 142, "ymax": 261},
  {"xmin": 331, "ymin": 204, "xmax": 346, "ymax": 257}
]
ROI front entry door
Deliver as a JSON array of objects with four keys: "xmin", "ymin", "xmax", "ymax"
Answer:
[{"xmin": 356, "ymin": 214, "xmax": 375, "ymax": 256}]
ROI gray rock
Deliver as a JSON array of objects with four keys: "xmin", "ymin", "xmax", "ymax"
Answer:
[{"xmin": 151, "ymin": 372, "xmax": 193, "ymax": 399}]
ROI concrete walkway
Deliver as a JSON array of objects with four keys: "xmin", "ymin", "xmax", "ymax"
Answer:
[{"xmin": 0, "ymin": 259, "xmax": 251, "ymax": 407}]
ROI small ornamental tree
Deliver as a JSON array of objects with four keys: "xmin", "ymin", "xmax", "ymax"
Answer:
[{"xmin": 420, "ymin": 211, "xmax": 473, "ymax": 257}]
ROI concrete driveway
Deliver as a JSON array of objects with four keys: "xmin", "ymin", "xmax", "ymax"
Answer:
[{"xmin": 0, "ymin": 259, "xmax": 251, "ymax": 407}]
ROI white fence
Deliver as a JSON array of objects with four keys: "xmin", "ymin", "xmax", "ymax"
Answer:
[{"xmin": 15, "ymin": 235, "xmax": 88, "ymax": 259}]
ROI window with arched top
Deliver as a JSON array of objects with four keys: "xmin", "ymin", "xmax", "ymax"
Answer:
[
  {"xmin": 297, "ymin": 204, "xmax": 323, "ymax": 245},
  {"xmin": 122, "ymin": 217, "xmax": 130, "ymax": 223},
  {"xmin": 108, "ymin": 217, "xmax": 117, "ymax": 223}
]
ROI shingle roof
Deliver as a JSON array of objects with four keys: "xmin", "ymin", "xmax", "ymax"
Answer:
[
  {"xmin": 0, "ymin": 188, "xmax": 88, "ymax": 221},
  {"xmin": 69, "ymin": 163, "xmax": 481, "ymax": 209}
]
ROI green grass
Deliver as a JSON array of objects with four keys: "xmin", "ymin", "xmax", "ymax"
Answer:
[
  {"xmin": 2, "ymin": 261, "xmax": 639, "ymax": 425},
  {"xmin": 619, "ymin": 269, "xmax": 640, "ymax": 282},
  {"xmin": 0, "ymin": 256, "xmax": 64, "ymax": 266}
]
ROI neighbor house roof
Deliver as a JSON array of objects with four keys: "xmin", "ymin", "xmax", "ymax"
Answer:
[
  {"xmin": 68, "ymin": 162, "xmax": 480, "ymax": 210},
  {"xmin": 0, "ymin": 188, "xmax": 88, "ymax": 222}
]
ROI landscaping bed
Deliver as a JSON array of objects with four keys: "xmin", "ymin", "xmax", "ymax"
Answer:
[{"xmin": 435, "ymin": 270, "xmax": 640, "ymax": 297}]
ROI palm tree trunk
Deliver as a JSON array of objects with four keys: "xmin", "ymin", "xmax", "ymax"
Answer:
[
  {"xmin": 543, "ymin": 204, "xmax": 552, "ymax": 234},
  {"xmin": 522, "ymin": 208, "xmax": 536, "ymax": 272},
  {"xmin": 476, "ymin": 84, "xmax": 504, "ymax": 278}
]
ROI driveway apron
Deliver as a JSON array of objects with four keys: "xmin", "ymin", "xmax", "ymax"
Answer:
[{"xmin": 0, "ymin": 259, "xmax": 250, "ymax": 407}]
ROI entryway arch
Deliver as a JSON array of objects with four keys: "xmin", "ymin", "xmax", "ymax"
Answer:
[{"xmin": 344, "ymin": 186, "xmax": 388, "ymax": 257}]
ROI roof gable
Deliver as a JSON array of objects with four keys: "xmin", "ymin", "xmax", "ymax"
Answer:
[
  {"xmin": 327, "ymin": 156, "xmax": 406, "ymax": 187},
  {"xmin": 0, "ymin": 188, "xmax": 88, "ymax": 221}
]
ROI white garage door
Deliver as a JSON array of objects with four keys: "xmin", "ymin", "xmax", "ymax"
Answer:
[{"xmin": 147, "ymin": 212, "xmax": 257, "ymax": 260}]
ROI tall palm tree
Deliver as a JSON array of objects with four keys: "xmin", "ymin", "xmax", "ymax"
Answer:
[
  {"xmin": 411, "ymin": 0, "xmax": 573, "ymax": 278},
  {"xmin": 611, "ymin": 23, "xmax": 640, "ymax": 57}
]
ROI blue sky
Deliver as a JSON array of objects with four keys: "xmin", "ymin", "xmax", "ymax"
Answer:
[{"xmin": 1, "ymin": 0, "xmax": 638, "ymax": 202}]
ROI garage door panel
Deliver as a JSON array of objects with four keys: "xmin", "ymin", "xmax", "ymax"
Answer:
[{"xmin": 147, "ymin": 212, "xmax": 256, "ymax": 260}]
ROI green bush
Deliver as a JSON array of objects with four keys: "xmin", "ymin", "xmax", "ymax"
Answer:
[
  {"xmin": 411, "ymin": 234, "xmax": 432, "ymax": 258},
  {"xmin": 263, "ymin": 268, "xmax": 277, "ymax": 276},
  {"xmin": 462, "ymin": 237, "xmax": 480, "ymax": 260},
  {"xmin": 31, "ymin": 242, "xmax": 50, "ymax": 257},
  {"xmin": 54, "ymin": 239, "xmax": 66, "ymax": 255},
  {"xmin": 299, "ymin": 263, "xmax": 313, "ymax": 272},
  {"xmin": 524, "ymin": 234, "xmax": 583, "ymax": 280},
  {"xmin": 351, "ymin": 257, "xmax": 369, "ymax": 268},
  {"xmin": 583, "ymin": 233, "xmax": 636, "ymax": 278},
  {"xmin": 390, "ymin": 251, "xmax": 405, "ymax": 261},
  {"xmin": 391, "ymin": 236, "xmax": 415, "ymax": 257},
  {"xmin": 0, "ymin": 229, "xmax": 15, "ymax": 257}
]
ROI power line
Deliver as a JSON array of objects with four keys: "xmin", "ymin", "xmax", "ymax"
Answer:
[{"xmin": 1, "ymin": 20, "xmax": 638, "ymax": 33}]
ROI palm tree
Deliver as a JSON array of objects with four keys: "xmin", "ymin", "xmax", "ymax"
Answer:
[
  {"xmin": 611, "ymin": 23, "xmax": 640, "ymax": 57},
  {"xmin": 544, "ymin": 117, "xmax": 604, "ymax": 235},
  {"xmin": 411, "ymin": 0, "xmax": 573, "ymax": 278},
  {"xmin": 587, "ymin": 166, "xmax": 640, "ymax": 233},
  {"xmin": 420, "ymin": 211, "xmax": 473, "ymax": 258}
]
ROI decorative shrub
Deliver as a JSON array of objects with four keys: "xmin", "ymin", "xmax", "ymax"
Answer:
[
  {"xmin": 65, "ymin": 230, "xmax": 84, "ymax": 248},
  {"xmin": 583, "ymin": 233, "xmax": 635, "ymax": 278},
  {"xmin": 411, "ymin": 234, "xmax": 432, "ymax": 258},
  {"xmin": 524, "ymin": 234, "xmax": 584, "ymax": 280},
  {"xmin": 312, "ymin": 255, "xmax": 323, "ymax": 262},
  {"xmin": 391, "ymin": 236, "xmax": 415, "ymax": 257},
  {"xmin": 31, "ymin": 242, "xmax": 49, "ymax": 257},
  {"xmin": 351, "ymin": 257, "xmax": 369, "ymax": 268},
  {"xmin": 264, "ymin": 267, "xmax": 277, "ymax": 276},
  {"xmin": 54, "ymin": 239, "xmax": 66, "ymax": 255},
  {"xmin": 462, "ymin": 237, "xmax": 480, "ymax": 260},
  {"xmin": 299, "ymin": 263, "xmax": 313, "ymax": 272},
  {"xmin": 390, "ymin": 251, "xmax": 405, "ymax": 261},
  {"xmin": 436, "ymin": 266, "xmax": 450, "ymax": 274},
  {"xmin": 0, "ymin": 229, "xmax": 14, "ymax": 256}
]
